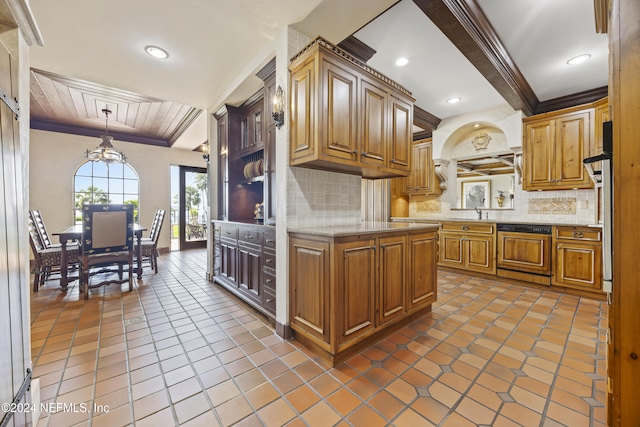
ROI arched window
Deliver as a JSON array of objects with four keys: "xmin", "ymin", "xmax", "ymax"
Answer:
[{"xmin": 74, "ymin": 161, "xmax": 140, "ymax": 223}]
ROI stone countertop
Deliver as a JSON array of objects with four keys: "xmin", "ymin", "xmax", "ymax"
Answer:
[
  {"xmin": 288, "ymin": 221, "xmax": 441, "ymax": 237},
  {"xmin": 212, "ymin": 220, "xmax": 275, "ymax": 229},
  {"xmin": 390, "ymin": 217, "xmax": 603, "ymax": 228}
]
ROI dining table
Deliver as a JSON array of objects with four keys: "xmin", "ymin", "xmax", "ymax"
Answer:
[{"xmin": 53, "ymin": 224, "xmax": 147, "ymax": 290}]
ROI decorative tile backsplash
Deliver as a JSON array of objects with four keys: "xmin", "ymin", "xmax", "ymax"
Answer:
[
  {"xmin": 528, "ymin": 197, "xmax": 577, "ymax": 215},
  {"xmin": 416, "ymin": 199, "xmax": 442, "ymax": 213}
]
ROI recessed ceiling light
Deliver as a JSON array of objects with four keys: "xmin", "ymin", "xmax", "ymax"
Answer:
[
  {"xmin": 567, "ymin": 54, "xmax": 591, "ymax": 65},
  {"xmin": 145, "ymin": 45, "xmax": 169, "ymax": 59},
  {"xmin": 395, "ymin": 57, "xmax": 409, "ymax": 67},
  {"xmin": 447, "ymin": 97, "xmax": 461, "ymax": 104}
]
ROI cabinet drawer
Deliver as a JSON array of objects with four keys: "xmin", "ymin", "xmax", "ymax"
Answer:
[
  {"xmin": 238, "ymin": 228, "xmax": 262, "ymax": 245},
  {"xmin": 263, "ymin": 231, "xmax": 276, "ymax": 249},
  {"xmin": 441, "ymin": 222, "xmax": 495, "ymax": 234},
  {"xmin": 220, "ymin": 224, "xmax": 238, "ymax": 239},
  {"xmin": 554, "ymin": 227, "xmax": 601, "ymax": 242},
  {"xmin": 263, "ymin": 269, "xmax": 276, "ymax": 292},
  {"xmin": 263, "ymin": 288, "xmax": 276, "ymax": 314},
  {"xmin": 263, "ymin": 252, "xmax": 276, "ymax": 270}
]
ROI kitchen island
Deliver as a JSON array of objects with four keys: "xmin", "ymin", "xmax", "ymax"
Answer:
[{"xmin": 288, "ymin": 221, "xmax": 440, "ymax": 366}]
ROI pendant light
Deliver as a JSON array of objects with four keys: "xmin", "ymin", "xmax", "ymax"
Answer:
[{"xmin": 84, "ymin": 108, "xmax": 127, "ymax": 164}]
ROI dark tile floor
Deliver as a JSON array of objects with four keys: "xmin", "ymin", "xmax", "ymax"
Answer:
[{"xmin": 30, "ymin": 249, "xmax": 607, "ymax": 426}]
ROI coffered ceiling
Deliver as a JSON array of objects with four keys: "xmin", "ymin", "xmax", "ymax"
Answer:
[{"xmin": 27, "ymin": 0, "xmax": 608, "ymax": 149}]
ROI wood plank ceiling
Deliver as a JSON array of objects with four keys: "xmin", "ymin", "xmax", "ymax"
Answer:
[{"xmin": 29, "ymin": 68, "xmax": 203, "ymax": 147}]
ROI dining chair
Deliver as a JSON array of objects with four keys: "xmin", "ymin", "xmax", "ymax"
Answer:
[
  {"xmin": 29, "ymin": 209, "xmax": 61, "ymax": 249},
  {"xmin": 80, "ymin": 204, "xmax": 134, "ymax": 300},
  {"xmin": 28, "ymin": 216, "xmax": 79, "ymax": 291},
  {"xmin": 138, "ymin": 209, "xmax": 165, "ymax": 273}
]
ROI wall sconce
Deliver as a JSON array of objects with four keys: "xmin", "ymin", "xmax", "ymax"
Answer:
[
  {"xmin": 272, "ymin": 85, "xmax": 285, "ymax": 129},
  {"xmin": 201, "ymin": 140, "xmax": 210, "ymax": 161}
]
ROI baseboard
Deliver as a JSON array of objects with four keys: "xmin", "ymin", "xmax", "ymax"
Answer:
[
  {"xmin": 276, "ymin": 321, "xmax": 293, "ymax": 339},
  {"xmin": 158, "ymin": 246, "xmax": 170, "ymax": 255}
]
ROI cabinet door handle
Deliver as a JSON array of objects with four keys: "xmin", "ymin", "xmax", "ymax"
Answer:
[
  {"xmin": 462, "ymin": 225, "xmax": 469, "ymax": 231},
  {"xmin": 266, "ymin": 298, "xmax": 273, "ymax": 303},
  {"xmin": 265, "ymin": 258, "xmax": 272, "ymax": 264},
  {"xmin": 244, "ymin": 235, "xmax": 254, "ymax": 240},
  {"xmin": 214, "ymin": 228, "xmax": 220, "ymax": 232},
  {"xmin": 573, "ymin": 231, "xmax": 584, "ymax": 238},
  {"xmin": 352, "ymin": 149, "xmax": 358, "ymax": 154},
  {"xmin": 266, "ymin": 279, "xmax": 272, "ymax": 283},
  {"xmin": 266, "ymin": 239, "xmax": 274, "ymax": 243}
]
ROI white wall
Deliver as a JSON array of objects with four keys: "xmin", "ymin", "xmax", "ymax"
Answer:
[{"xmin": 29, "ymin": 129, "xmax": 206, "ymax": 250}]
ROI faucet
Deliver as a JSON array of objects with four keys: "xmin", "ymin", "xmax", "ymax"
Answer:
[{"xmin": 474, "ymin": 206, "xmax": 482, "ymax": 220}]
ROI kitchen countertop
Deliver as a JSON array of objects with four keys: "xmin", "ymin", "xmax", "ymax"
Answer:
[
  {"xmin": 390, "ymin": 217, "xmax": 602, "ymax": 228},
  {"xmin": 288, "ymin": 221, "xmax": 441, "ymax": 237},
  {"xmin": 212, "ymin": 219, "xmax": 275, "ymax": 229}
]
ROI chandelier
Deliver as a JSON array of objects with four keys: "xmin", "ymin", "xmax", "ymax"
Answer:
[{"xmin": 84, "ymin": 108, "xmax": 127, "ymax": 164}]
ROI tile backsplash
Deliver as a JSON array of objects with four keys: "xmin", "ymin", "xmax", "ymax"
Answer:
[
  {"xmin": 408, "ymin": 186, "xmax": 599, "ymax": 225},
  {"xmin": 286, "ymin": 167, "xmax": 362, "ymax": 227}
]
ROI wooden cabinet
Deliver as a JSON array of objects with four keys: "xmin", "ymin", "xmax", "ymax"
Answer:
[
  {"xmin": 214, "ymin": 106, "xmax": 241, "ymax": 221},
  {"xmin": 289, "ymin": 226, "xmax": 438, "ymax": 366},
  {"xmin": 378, "ymin": 235, "xmax": 407, "ymax": 325},
  {"xmin": 408, "ymin": 231, "xmax": 438, "ymax": 309},
  {"xmin": 401, "ymin": 139, "xmax": 441, "ymax": 195},
  {"xmin": 289, "ymin": 37, "xmax": 414, "ymax": 179},
  {"xmin": 336, "ymin": 238, "xmax": 377, "ymax": 343},
  {"xmin": 212, "ymin": 221, "xmax": 277, "ymax": 318},
  {"xmin": 237, "ymin": 96, "xmax": 264, "ymax": 158},
  {"xmin": 438, "ymin": 222, "xmax": 496, "ymax": 275},
  {"xmin": 552, "ymin": 226, "xmax": 602, "ymax": 293},
  {"xmin": 214, "ymin": 58, "xmax": 276, "ymax": 224},
  {"xmin": 259, "ymin": 59, "xmax": 277, "ymax": 225},
  {"xmin": 523, "ymin": 105, "xmax": 594, "ymax": 190}
]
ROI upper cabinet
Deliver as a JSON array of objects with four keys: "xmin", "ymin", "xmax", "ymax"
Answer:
[
  {"xmin": 522, "ymin": 102, "xmax": 598, "ymax": 191},
  {"xmin": 289, "ymin": 37, "xmax": 414, "ymax": 179},
  {"xmin": 214, "ymin": 58, "xmax": 277, "ymax": 224},
  {"xmin": 400, "ymin": 138, "xmax": 441, "ymax": 195}
]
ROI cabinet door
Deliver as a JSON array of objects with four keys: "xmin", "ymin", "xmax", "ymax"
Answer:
[
  {"xmin": 401, "ymin": 143, "xmax": 419, "ymax": 193},
  {"xmin": 290, "ymin": 57, "xmax": 316, "ymax": 162},
  {"xmin": 218, "ymin": 117, "xmax": 229, "ymax": 220},
  {"xmin": 322, "ymin": 56, "xmax": 358, "ymax": 163},
  {"xmin": 555, "ymin": 112, "xmax": 592, "ymax": 188},
  {"xmin": 439, "ymin": 232, "xmax": 464, "ymax": 268},
  {"xmin": 378, "ymin": 235, "xmax": 406, "ymax": 325},
  {"xmin": 336, "ymin": 239, "xmax": 376, "ymax": 344},
  {"xmin": 264, "ymin": 124, "xmax": 276, "ymax": 224},
  {"xmin": 360, "ymin": 78, "xmax": 387, "ymax": 168},
  {"xmin": 497, "ymin": 232, "xmax": 551, "ymax": 275},
  {"xmin": 408, "ymin": 232, "xmax": 437, "ymax": 309},
  {"xmin": 238, "ymin": 246, "xmax": 261, "ymax": 302},
  {"xmin": 220, "ymin": 239, "xmax": 238, "ymax": 284},
  {"xmin": 290, "ymin": 237, "xmax": 330, "ymax": 344},
  {"xmin": 465, "ymin": 235, "xmax": 496, "ymax": 274},
  {"xmin": 553, "ymin": 242, "xmax": 602, "ymax": 291},
  {"xmin": 523, "ymin": 120, "xmax": 555, "ymax": 190},
  {"xmin": 388, "ymin": 93, "xmax": 412, "ymax": 173}
]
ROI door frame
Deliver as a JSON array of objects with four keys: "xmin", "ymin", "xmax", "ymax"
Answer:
[{"xmin": 178, "ymin": 165, "xmax": 208, "ymax": 250}]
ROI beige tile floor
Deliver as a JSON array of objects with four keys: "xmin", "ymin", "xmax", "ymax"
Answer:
[{"xmin": 30, "ymin": 249, "xmax": 607, "ymax": 427}]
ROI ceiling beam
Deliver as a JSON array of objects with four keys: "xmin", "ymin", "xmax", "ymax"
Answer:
[
  {"xmin": 413, "ymin": 0, "xmax": 538, "ymax": 116},
  {"xmin": 413, "ymin": 105, "xmax": 441, "ymax": 132}
]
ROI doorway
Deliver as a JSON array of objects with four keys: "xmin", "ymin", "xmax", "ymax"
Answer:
[{"xmin": 171, "ymin": 165, "xmax": 208, "ymax": 250}]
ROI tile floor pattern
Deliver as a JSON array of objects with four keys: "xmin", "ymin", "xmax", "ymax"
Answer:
[{"xmin": 30, "ymin": 249, "xmax": 608, "ymax": 427}]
